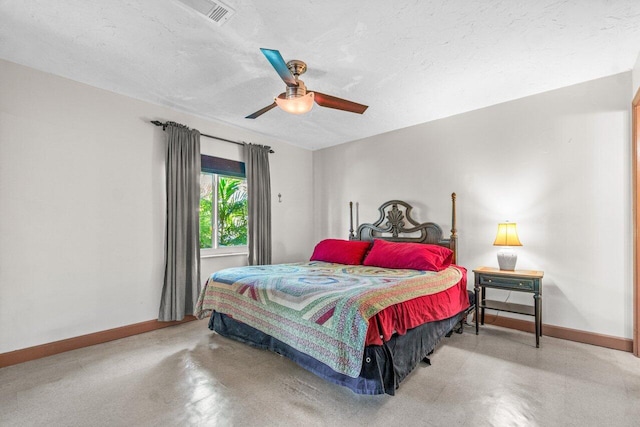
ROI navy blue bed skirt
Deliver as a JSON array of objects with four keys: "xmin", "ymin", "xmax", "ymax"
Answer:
[{"xmin": 209, "ymin": 309, "xmax": 466, "ymax": 395}]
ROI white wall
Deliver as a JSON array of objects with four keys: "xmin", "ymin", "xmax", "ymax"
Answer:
[
  {"xmin": 633, "ymin": 53, "xmax": 640, "ymax": 98},
  {"xmin": 1, "ymin": 57, "xmax": 632, "ymax": 352},
  {"xmin": 314, "ymin": 72, "xmax": 633, "ymax": 339},
  {"xmin": 0, "ymin": 59, "xmax": 314, "ymax": 353}
]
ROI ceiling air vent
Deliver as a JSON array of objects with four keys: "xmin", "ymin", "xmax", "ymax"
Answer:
[{"xmin": 177, "ymin": 0, "xmax": 236, "ymax": 26}]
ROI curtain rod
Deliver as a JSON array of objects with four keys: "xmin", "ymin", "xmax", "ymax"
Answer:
[{"xmin": 150, "ymin": 120, "xmax": 274, "ymax": 153}]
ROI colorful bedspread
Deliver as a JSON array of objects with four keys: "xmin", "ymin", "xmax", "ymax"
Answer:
[{"xmin": 195, "ymin": 261, "xmax": 463, "ymax": 378}]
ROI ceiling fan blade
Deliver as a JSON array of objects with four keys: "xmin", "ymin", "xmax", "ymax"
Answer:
[
  {"xmin": 312, "ymin": 91, "xmax": 368, "ymax": 114},
  {"xmin": 260, "ymin": 48, "xmax": 298, "ymax": 88},
  {"xmin": 245, "ymin": 101, "xmax": 278, "ymax": 119}
]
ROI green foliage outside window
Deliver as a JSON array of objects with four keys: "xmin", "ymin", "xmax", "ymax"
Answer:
[
  {"xmin": 199, "ymin": 173, "xmax": 213, "ymax": 248},
  {"xmin": 217, "ymin": 177, "xmax": 247, "ymax": 246},
  {"xmin": 199, "ymin": 174, "xmax": 247, "ymax": 249}
]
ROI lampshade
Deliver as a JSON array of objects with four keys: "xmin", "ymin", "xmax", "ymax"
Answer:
[
  {"xmin": 493, "ymin": 222, "xmax": 522, "ymax": 271},
  {"xmin": 493, "ymin": 222, "xmax": 522, "ymax": 247},
  {"xmin": 275, "ymin": 92, "xmax": 314, "ymax": 114}
]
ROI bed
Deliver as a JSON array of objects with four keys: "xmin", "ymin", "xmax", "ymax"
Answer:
[{"xmin": 195, "ymin": 193, "xmax": 469, "ymax": 395}]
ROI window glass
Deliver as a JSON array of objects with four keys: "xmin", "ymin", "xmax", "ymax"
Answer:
[
  {"xmin": 199, "ymin": 173, "xmax": 214, "ymax": 249},
  {"xmin": 217, "ymin": 176, "xmax": 247, "ymax": 247}
]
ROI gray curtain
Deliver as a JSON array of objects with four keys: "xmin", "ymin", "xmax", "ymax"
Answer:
[
  {"xmin": 244, "ymin": 143, "xmax": 272, "ymax": 265},
  {"xmin": 159, "ymin": 123, "xmax": 201, "ymax": 321}
]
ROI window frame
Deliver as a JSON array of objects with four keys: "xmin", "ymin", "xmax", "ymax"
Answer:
[{"xmin": 199, "ymin": 155, "xmax": 248, "ymax": 257}]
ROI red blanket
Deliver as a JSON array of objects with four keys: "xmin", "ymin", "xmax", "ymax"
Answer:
[{"xmin": 366, "ymin": 267, "xmax": 468, "ymax": 345}]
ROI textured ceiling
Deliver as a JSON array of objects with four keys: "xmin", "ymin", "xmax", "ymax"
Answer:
[{"xmin": 1, "ymin": 0, "xmax": 640, "ymax": 150}]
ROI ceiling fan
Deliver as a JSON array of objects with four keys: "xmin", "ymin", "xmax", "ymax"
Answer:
[{"xmin": 246, "ymin": 48, "xmax": 369, "ymax": 119}]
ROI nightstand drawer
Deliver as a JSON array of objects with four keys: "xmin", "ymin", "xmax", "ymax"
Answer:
[{"xmin": 479, "ymin": 275, "xmax": 535, "ymax": 291}]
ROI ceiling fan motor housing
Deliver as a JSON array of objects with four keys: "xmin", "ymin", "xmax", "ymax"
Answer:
[{"xmin": 285, "ymin": 79, "xmax": 308, "ymax": 99}]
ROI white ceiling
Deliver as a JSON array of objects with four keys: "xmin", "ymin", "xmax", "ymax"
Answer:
[{"xmin": 1, "ymin": 0, "xmax": 640, "ymax": 150}]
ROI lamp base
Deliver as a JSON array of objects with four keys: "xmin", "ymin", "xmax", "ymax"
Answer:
[{"xmin": 497, "ymin": 251, "xmax": 518, "ymax": 271}]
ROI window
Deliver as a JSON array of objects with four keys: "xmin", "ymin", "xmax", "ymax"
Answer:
[{"xmin": 199, "ymin": 155, "xmax": 248, "ymax": 254}]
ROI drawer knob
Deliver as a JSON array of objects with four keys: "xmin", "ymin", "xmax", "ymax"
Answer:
[
  {"xmin": 488, "ymin": 279, "xmax": 492, "ymax": 283},
  {"xmin": 519, "ymin": 282, "xmax": 523, "ymax": 286}
]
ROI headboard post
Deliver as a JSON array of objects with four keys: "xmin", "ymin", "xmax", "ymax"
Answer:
[
  {"xmin": 349, "ymin": 201, "xmax": 354, "ymax": 240},
  {"xmin": 450, "ymin": 192, "xmax": 458, "ymax": 264}
]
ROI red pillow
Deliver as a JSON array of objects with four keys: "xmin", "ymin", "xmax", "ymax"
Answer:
[
  {"xmin": 362, "ymin": 239, "xmax": 453, "ymax": 271},
  {"xmin": 310, "ymin": 239, "xmax": 371, "ymax": 265}
]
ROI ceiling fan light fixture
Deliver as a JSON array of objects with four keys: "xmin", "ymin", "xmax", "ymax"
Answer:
[{"xmin": 275, "ymin": 92, "xmax": 314, "ymax": 115}]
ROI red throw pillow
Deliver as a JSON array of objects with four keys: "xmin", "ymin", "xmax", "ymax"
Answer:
[
  {"xmin": 310, "ymin": 239, "xmax": 371, "ymax": 265},
  {"xmin": 362, "ymin": 239, "xmax": 453, "ymax": 271}
]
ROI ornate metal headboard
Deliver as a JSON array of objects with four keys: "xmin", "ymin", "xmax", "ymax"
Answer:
[{"xmin": 349, "ymin": 193, "xmax": 458, "ymax": 264}]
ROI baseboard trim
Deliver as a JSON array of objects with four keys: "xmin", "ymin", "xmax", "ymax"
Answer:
[
  {"xmin": 0, "ymin": 316, "xmax": 197, "ymax": 368},
  {"xmin": 481, "ymin": 313, "xmax": 633, "ymax": 352},
  {"xmin": 2, "ymin": 313, "xmax": 632, "ymax": 368}
]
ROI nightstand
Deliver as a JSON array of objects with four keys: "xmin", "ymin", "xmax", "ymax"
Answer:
[{"xmin": 473, "ymin": 267, "xmax": 544, "ymax": 347}]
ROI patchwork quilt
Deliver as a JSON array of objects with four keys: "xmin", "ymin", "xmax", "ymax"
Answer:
[{"xmin": 195, "ymin": 261, "xmax": 463, "ymax": 377}]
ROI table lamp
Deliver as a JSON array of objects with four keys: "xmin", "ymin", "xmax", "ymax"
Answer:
[{"xmin": 493, "ymin": 222, "xmax": 522, "ymax": 270}]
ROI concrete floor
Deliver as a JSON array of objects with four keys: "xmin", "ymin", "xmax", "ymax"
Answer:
[{"xmin": 1, "ymin": 319, "xmax": 639, "ymax": 427}]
